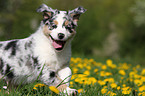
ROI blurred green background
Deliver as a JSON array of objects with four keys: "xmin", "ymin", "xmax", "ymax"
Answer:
[{"xmin": 0, "ymin": 0, "xmax": 145, "ymax": 64}]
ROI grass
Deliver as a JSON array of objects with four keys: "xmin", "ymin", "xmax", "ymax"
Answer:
[{"xmin": 0, "ymin": 57, "xmax": 145, "ymax": 96}]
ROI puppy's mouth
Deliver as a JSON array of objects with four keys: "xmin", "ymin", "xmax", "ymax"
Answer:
[{"xmin": 49, "ymin": 35, "xmax": 66, "ymax": 51}]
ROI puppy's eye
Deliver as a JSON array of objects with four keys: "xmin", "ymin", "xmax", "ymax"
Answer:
[
  {"xmin": 49, "ymin": 24, "xmax": 57, "ymax": 30},
  {"xmin": 65, "ymin": 26, "xmax": 73, "ymax": 33},
  {"xmin": 52, "ymin": 25, "xmax": 57, "ymax": 28}
]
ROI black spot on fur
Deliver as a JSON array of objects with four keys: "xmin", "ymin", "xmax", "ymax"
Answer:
[
  {"xmin": 0, "ymin": 59, "xmax": 3, "ymax": 69},
  {"xmin": 32, "ymin": 56, "xmax": 38, "ymax": 66},
  {"xmin": 43, "ymin": 19, "xmax": 48, "ymax": 24},
  {"xmin": 25, "ymin": 41, "xmax": 32, "ymax": 50},
  {"xmin": 0, "ymin": 59, "xmax": 4, "ymax": 73},
  {"xmin": 57, "ymin": 10, "xmax": 60, "ymax": 14},
  {"xmin": 50, "ymin": 71, "xmax": 55, "ymax": 77},
  {"xmin": 5, "ymin": 64, "xmax": 14, "ymax": 78},
  {"xmin": 20, "ymin": 58, "xmax": 24, "ymax": 62},
  {"xmin": 0, "ymin": 44, "xmax": 3, "ymax": 47},
  {"xmin": 5, "ymin": 40, "xmax": 18, "ymax": 56},
  {"xmin": 78, "ymin": 6, "xmax": 82, "ymax": 10}
]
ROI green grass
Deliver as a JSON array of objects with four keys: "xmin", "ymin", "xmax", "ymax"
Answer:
[
  {"xmin": 0, "ymin": 81, "xmax": 58, "ymax": 96},
  {"xmin": 0, "ymin": 57, "xmax": 145, "ymax": 96}
]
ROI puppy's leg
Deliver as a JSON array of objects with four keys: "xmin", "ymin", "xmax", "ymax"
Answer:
[
  {"xmin": 40, "ymin": 67, "xmax": 77, "ymax": 95},
  {"xmin": 58, "ymin": 67, "xmax": 77, "ymax": 95}
]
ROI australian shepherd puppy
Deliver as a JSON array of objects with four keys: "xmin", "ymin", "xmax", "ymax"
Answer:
[{"xmin": 0, "ymin": 4, "xmax": 86, "ymax": 95}]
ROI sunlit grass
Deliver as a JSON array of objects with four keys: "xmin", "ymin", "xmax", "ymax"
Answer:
[{"xmin": 0, "ymin": 57, "xmax": 145, "ymax": 96}]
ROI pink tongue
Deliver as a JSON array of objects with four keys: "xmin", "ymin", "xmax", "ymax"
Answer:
[{"xmin": 52, "ymin": 41, "xmax": 63, "ymax": 49}]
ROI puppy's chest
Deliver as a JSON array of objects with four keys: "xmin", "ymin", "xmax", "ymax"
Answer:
[{"xmin": 40, "ymin": 53, "xmax": 70, "ymax": 70}]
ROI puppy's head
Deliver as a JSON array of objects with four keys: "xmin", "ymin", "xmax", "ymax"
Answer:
[{"xmin": 37, "ymin": 4, "xmax": 86, "ymax": 52}]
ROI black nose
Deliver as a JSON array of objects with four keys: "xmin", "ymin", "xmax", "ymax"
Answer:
[{"xmin": 58, "ymin": 33, "xmax": 65, "ymax": 39}]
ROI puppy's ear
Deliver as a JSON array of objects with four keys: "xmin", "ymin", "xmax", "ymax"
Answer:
[
  {"xmin": 69, "ymin": 6, "xmax": 86, "ymax": 25},
  {"xmin": 37, "ymin": 4, "xmax": 56, "ymax": 19}
]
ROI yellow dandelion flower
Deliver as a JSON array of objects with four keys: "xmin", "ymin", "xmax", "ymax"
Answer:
[
  {"xmin": 84, "ymin": 80, "xmax": 91, "ymax": 85},
  {"xmin": 122, "ymin": 87, "xmax": 131, "ymax": 91},
  {"xmin": 77, "ymin": 63, "xmax": 83, "ymax": 69},
  {"xmin": 141, "ymin": 69, "xmax": 145, "ymax": 75},
  {"xmin": 103, "ymin": 86, "xmax": 107, "ymax": 89},
  {"xmin": 78, "ymin": 89, "xmax": 83, "ymax": 93},
  {"xmin": 119, "ymin": 70, "xmax": 126, "ymax": 75},
  {"xmin": 106, "ymin": 59, "xmax": 113, "ymax": 65},
  {"xmin": 105, "ymin": 72, "xmax": 112, "ymax": 76},
  {"xmin": 101, "ymin": 88, "xmax": 107, "ymax": 94},
  {"xmin": 89, "ymin": 59, "xmax": 94, "ymax": 63},
  {"xmin": 71, "ymin": 57, "xmax": 75, "ymax": 62},
  {"xmin": 88, "ymin": 77, "xmax": 97, "ymax": 85},
  {"xmin": 134, "ymin": 74, "xmax": 141, "ymax": 79},
  {"xmin": 100, "ymin": 71, "xmax": 106, "ymax": 76},
  {"xmin": 107, "ymin": 91, "xmax": 117, "ymax": 96},
  {"xmin": 118, "ymin": 63, "xmax": 130, "ymax": 70},
  {"xmin": 104, "ymin": 78, "xmax": 115, "ymax": 83},
  {"xmin": 33, "ymin": 87, "xmax": 37, "ymax": 90},
  {"xmin": 83, "ymin": 70, "xmax": 90, "ymax": 76},
  {"xmin": 94, "ymin": 68, "xmax": 99, "ymax": 72},
  {"xmin": 100, "ymin": 71, "xmax": 112, "ymax": 77},
  {"xmin": 122, "ymin": 87, "xmax": 132, "ymax": 94},
  {"xmin": 98, "ymin": 80, "xmax": 106, "ymax": 86},
  {"xmin": 86, "ymin": 66, "xmax": 91, "ymax": 70},
  {"xmin": 110, "ymin": 64, "xmax": 117, "ymax": 69},
  {"xmin": 73, "ymin": 68, "xmax": 78, "ymax": 73},
  {"xmin": 106, "ymin": 59, "xmax": 117, "ymax": 69},
  {"xmin": 110, "ymin": 83, "xmax": 117, "ymax": 89},
  {"xmin": 141, "ymin": 76, "xmax": 145, "ymax": 82},
  {"xmin": 70, "ymin": 81, "xmax": 73, "ymax": 85},
  {"xmin": 121, "ymin": 77, "xmax": 124, "ymax": 79},
  {"xmin": 33, "ymin": 83, "xmax": 46, "ymax": 90},
  {"xmin": 142, "ymin": 92, "xmax": 145, "ymax": 96},
  {"xmin": 139, "ymin": 85, "xmax": 145, "ymax": 92},
  {"xmin": 129, "ymin": 71, "xmax": 136, "ymax": 78},
  {"xmin": 94, "ymin": 62, "xmax": 102, "ymax": 66},
  {"xmin": 78, "ymin": 74, "xmax": 87, "ymax": 77},
  {"xmin": 73, "ymin": 57, "xmax": 82, "ymax": 63},
  {"xmin": 101, "ymin": 65, "xmax": 107, "ymax": 70},
  {"xmin": 123, "ymin": 84, "xmax": 126, "ymax": 87},
  {"xmin": 139, "ymin": 92, "xmax": 145, "ymax": 96},
  {"xmin": 83, "ymin": 63, "xmax": 87, "ymax": 67},
  {"xmin": 136, "ymin": 65, "xmax": 140, "ymax": 69},
  {"xmin": 34, "ymin": 83, "xmax": 46, "ymax": 87},
  {"xmin": 117, "ymin": 86, "xmax": 121, "ymax": 90},
  {"xmin": 134, "ymin": 79, "xmax": 143, "ymax": 86},
  {"xmin": 71, "ymin": 74, "xmax": 77, "ymax": 80},
  {"xmin": 122, "ymin": 90, "xmax": 131, "ymax": 95},
  {"xmin": 138, "ymin": 92, "xmax": 142, "ymax": 96},
  {"xmin": 75, "ymin": 78, "xmax": 81, "ymax": 82},
  {"xmin": 49, "ymin": 86, "xmax": 59, "ymax": 94},
  {"xmin": 129, "ymin": 78, "xmax": 133, "ymax": 82}
]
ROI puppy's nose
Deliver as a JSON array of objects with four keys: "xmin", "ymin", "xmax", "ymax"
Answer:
[{"xmin": 58, "ymin": 33, "xmax": 65, "ymax": 39}]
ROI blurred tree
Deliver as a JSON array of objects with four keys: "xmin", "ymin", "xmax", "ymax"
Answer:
[
  {"xmin": 0, "ymin": 0, "xmax": 22, "ymax": 39},
  {"xmin": 131, "ymin": 0, "xmax": 145, "ymax": 26}
]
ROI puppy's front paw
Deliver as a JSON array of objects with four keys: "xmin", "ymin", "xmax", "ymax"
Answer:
[
  {"xmin": 63, "ymin": 87, "xmax": 78, "ymax": 96},
  {"xmin": 56, "ymin": 84, "xmax": 77, "ymax": 96}
]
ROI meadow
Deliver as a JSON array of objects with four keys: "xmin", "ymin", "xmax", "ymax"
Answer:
[{"xmin": 0, "ymin": 57, "xmax": 145, "ymax": 96}]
